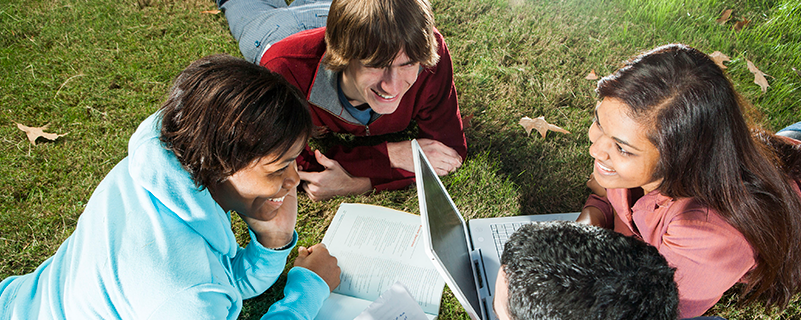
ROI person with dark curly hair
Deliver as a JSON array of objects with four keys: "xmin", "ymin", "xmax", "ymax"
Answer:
[{"xmin": 494, "ymin": 221, "xmax": 679, "ymax": 320}]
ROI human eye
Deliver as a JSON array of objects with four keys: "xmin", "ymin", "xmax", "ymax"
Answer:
[
  {"xmin": 616, "ymin": 143, "xmax": 632, "ymax": 156},
  {"xmin": 270, "ymin": 164, "xmax": 289, "ymax": 176}
]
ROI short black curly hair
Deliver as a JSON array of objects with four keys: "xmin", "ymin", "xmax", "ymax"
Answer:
[{"xmin": 500, "ymin": 221, "xmax": 678, "ymax": 320}]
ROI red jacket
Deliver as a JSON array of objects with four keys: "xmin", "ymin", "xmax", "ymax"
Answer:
[{"xmin": 260, "ymin": 27, "xmax": 466, "ymax": 191}]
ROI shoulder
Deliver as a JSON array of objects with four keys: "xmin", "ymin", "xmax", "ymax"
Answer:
[
  {"xmin": 658, "ymin": 197, "xmax": 752, "ymax": 252},
  {"xmin": 260, "ymin": 27, "xmax": 327, "ymax": 66}
]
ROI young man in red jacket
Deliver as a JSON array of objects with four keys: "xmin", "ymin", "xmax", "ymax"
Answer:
[{"xmin": 218, "ymin": 0, "xmax": 467, "ymax": 201}]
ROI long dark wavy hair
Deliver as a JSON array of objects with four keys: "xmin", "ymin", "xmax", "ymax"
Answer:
[
  {"xmin": 596, "ymin": 44, "xmax": 801, "ymax": 308},
  {"xmin": 159, "ymin": 54, "xmax": 313, "ymax": 189}
]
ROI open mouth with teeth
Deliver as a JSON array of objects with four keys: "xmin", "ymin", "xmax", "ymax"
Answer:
[
  {"xmin": 595, "ymin": 160, "xmax": 617, "ymax": 175},
  {"xmin": 372, "ymin": 89, "xmax": 397, "ymax": 100},
  {"xmin": 267, "ymin": 195, "xmax": 286, "ymax": 203}
]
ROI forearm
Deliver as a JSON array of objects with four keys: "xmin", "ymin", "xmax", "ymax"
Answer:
[
  {"xmin": 233, "ymin": 231, "xmax": 297, "ymax": 299},
  {"xmin": 261, "ymin": 267, "xmax": 331, "ymax": 320},
  {"xmin": 581, "ymin": 194, "xmax": 615, "ymax": 229},
  {"xmin": 576, "ymin": 206, "xmax": 608, "ymax": 227}
]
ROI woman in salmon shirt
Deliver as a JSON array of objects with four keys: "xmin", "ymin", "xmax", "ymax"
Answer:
[{"xmin": 577, "ymin": 43, "xmax": 801, "ymax": 318}]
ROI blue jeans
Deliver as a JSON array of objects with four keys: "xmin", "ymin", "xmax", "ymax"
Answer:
[
  {"xmin": 778, "ymin": 121, "xmax": 801, "ymax": 140},
  {"xmin": 218, "ymin": 0, "xmax": 331, "ymax": 63}
]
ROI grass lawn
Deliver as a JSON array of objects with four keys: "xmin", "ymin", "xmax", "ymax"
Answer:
[{"xmin": 1, "ymin": 0, "xmax": 799, "ymax": 318}]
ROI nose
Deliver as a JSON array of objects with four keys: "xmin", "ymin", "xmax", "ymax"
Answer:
[
  {"xmin": 588, "ymin": 123, "xmax": 607, "ymax": 160},
  {"xmin": 283, "ymin": 162, "xmax": 300, "ymax": 189},
  {"xmin": 379, "ymin": 67, "xmax": 403, "ymax": 95}
]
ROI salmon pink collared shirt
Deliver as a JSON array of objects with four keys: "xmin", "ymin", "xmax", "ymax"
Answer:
[{"xmin": 584, "ymin": 190, "xmax": 755, "ymax": 318}]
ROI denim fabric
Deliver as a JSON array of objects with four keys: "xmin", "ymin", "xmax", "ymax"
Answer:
[
  {"xmin": 219, "ymin": 0, "xmax": 331, "ymax": 63},
  {"xmin": 778, "ymin": 121, "xmax": 801, "ymax": 140}
]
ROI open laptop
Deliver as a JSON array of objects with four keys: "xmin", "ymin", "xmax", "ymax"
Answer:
[{"xmin": 412, "ymin": 140, "xmax": 580, "ymax": 320}]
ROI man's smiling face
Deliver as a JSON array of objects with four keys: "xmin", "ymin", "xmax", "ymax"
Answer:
[{"xmin": 340, "ymin": 49, "xmax": 420, "ymax": 114}]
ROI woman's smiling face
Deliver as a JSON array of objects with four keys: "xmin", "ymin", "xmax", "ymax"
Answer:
[
  {"xmin": 588, "ymin": 98, "xmax": 662, "ymax": 194},
  {"xmin": 211, "ymin": 140, "xmax": 304, "ymax": 221}
]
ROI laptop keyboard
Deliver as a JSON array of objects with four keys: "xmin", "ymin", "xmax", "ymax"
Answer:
[{"xmin": 490, "ymin": 222, "xmax": 528, "ymax": 256}]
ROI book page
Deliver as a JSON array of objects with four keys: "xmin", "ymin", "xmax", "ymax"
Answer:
[
  {"xmin": 322, "ymin": 203, "xmax": 445, "ymax": 315},
  {"xmin": 314, "ymin": 293, "xmax": 373, "ymax": 320},
  {"xmin": 354, "ymin": 281, "xmax": 430, "ymax": 320}
]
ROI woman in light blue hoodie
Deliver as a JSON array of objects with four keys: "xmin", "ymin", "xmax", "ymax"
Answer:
[{"xmin": 0, "ymin": 54, "xmax": 340, "ymax": 320}]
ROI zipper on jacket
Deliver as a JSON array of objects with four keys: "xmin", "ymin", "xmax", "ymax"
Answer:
[{"xmin": 315, "ymin": 104, "xmax": 380, "ymax": 137}]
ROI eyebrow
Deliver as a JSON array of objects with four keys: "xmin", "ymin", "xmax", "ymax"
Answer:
[
  {"xmin": 398, "ymin": 60, "xmax": 417, "ymax": 67},
  {"xmin": 594, "ymin": 109, "xmax": 643, "ymax": 152}
]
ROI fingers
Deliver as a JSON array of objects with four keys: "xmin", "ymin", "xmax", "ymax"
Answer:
[
  {"xmin": 293, "ymin": 243, "xmax": 341, "ymax": 292},
  {"xmin": 420, "ymin": 140, "xmax": 463, "ymax": 175},
  {"xmin": 309, "ymin": 243, "xmax": 326, "ymax": 254},
  {"xmin": 297, "ymin": 246, "xmax": 310, "ymax": 258},
  {"xmin": 586, "ymin": 174, "xmax": 606, "ymax": 197},
  {"xmin": 299, "ymin": 181, "xmax": 321, "ymax": 202},
  {"xmin": 314, "ymin": 150, "xmax": 337, "ymax": 169}
]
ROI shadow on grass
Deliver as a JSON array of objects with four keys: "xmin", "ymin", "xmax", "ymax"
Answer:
[{"xmin": 463, "ymin": 121, "xmax": 593, "ymax": 217}]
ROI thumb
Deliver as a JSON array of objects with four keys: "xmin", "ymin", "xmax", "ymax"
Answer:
[
  {"xmin": 297, "ymin": 246, "xmax": 310, "ymax": 258},
  {"xmin": 314, "ymin": 150, "xmax": 336, "ymax": 168}
]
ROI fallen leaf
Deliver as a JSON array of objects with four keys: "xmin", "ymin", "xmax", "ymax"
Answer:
[
  {"xmin": 746, "ymin": 60, "xmax": 770, "ymax": 93},
  {"xmin": 709, "ymin": 51, "xmax": 730, "ymax": 69},
  {"xmin": 585, "ymin": 69, "xmax": 598, "ymax": 80},
  {"xmin": 519, "ymin": 116, "xmax": 571, "ymax": 138},
  {"xmin": 461, "ymin": 113, "xmax": 475, "ymax": 129},
  {"xmin": 15, "ymin": 122, "xmax": 67, "ymax": 145},
  {"xmin": 716, "ymin": 9, "xmax": 732, "ymax": 24},
  {"xmin": 734, "ymin": 19, "xmax": 750, "ymax": 31},
  {"xmin": 201, "ymin": 9, "xmax": 221, "ymax": 14}
]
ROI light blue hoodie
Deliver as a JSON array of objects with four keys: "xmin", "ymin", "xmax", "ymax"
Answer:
[{"xmin": 0, "ymin": 113, "xmax": 330, "ymax": 319}]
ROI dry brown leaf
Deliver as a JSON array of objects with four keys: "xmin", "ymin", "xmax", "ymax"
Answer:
[
  {"xmin": 461, "ymin": 113, "xmax": 474, "ymax": 129},
  {"xmin": 734, "ymin": 19, "xmax": 750, "ymax": 31},
  {"xmin": 519, "ymin": 116, "xmax": 571, "ymax": 138},
  {"xmin": 15, "ymin": 122, "xmax": 67, "ymax": 145},
  {"xmin": 201, "ymin": 9, "xmax": 221, "ymax": 14},
  {"xmin": 709, "ymin": 51, "xmax": 730, "ymax": 69},
  {"xmin": 746, "ymin": 60, "xmax": 770, "ymax": 93},
  {"xmin": 716, "ymin": 9, "xmax": 732, "ymax": 24},
  {"xmin": 585, "ymin": 69, "xmax": 598, "ymax": 80}
]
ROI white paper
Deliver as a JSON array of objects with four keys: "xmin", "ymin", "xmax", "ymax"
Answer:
[
  {"xmin": 354, "ymin": 281, "xmax": 429, "ymax": 320},
  {"xmin": 313, "ymin": 204, "xmax": 445, "ymax": 320},
  {"xmin": 321, "ymin": 204, "xmax": 445, "ymax": 314}
]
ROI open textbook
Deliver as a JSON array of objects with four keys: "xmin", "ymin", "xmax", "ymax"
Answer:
[{"xmin": 314, "ymin": 203, "xmax": 445, "ymax": 320}]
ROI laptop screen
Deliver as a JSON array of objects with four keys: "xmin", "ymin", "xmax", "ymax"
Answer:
[{"xmin": 416, "ymin": 146, "xmax": 483, "ymax": 316}]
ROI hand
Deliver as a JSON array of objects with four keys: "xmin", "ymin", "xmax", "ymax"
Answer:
[
  {"xmin": 387, "ymin": 139, "xmax": 462, "ymax": 176},
  {"xmin": 575, "ymin": 206, "xmax": 608, "ymax": 227},
  {"xmin": 237, "ymin": 187, "xmax": 298, "ymax": 249},
  {"xmin": 297, "ymin": 150, "xmax": 372, "ymax": 201},
  {"xmin": 586, "ymin": 174, "xmax": 607, "ymax": 198},
  {"xmin": 294, "ymin": 243, "xmax": 341, "ymax": 292}
]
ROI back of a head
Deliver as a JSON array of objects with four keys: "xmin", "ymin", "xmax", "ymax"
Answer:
[
  {"xmin": 322, "ymin": 0, "xmax": 440, "ymax": 71},
  {"xmin": 159, "ymin": 54, "xmax": 312, "ymax": 189},
  {"xmin": 500, "ymin": 222, "xmax": 678, "ymax": 320}
]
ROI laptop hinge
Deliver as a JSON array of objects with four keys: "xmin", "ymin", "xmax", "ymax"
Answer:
[{"xmin": 471, "ymin": 249, "xmax": 494, "ymax": 320}]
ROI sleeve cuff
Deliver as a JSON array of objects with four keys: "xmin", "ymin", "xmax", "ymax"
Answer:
[{"xmin": 247, "ymin": 229, "xmax": 298, "ymax": 254}]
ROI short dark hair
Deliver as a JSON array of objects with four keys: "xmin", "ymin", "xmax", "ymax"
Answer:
[
  {"xmin": 322, "ymin": 0, "xmax": 440, "ymax": 71},
  {"xmin": 500, "ymin": 221, "xmax": 678, "ymax": 320},
  {"xmin": 159, "ymin": 54, "xmax": 312, "ymax": 188}
]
